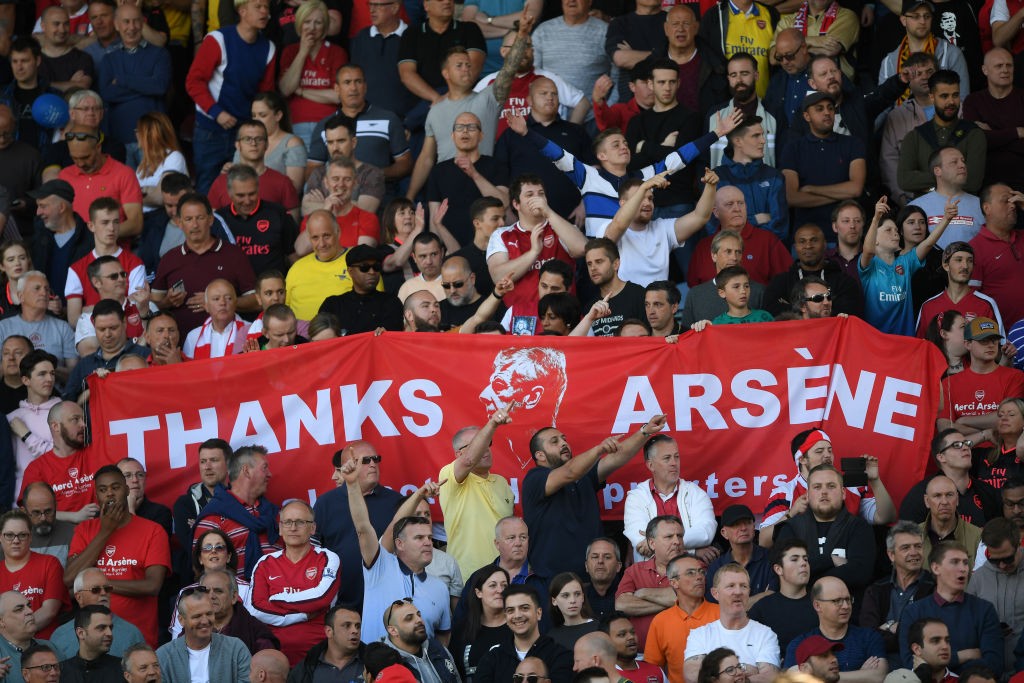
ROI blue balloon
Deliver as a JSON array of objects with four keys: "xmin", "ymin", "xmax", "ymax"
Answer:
[{"xmin": 31, "ymin": 93, "xmax": 70, "ymax": 130}]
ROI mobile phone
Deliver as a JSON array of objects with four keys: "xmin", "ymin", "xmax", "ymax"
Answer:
[
  {"xmin": 170, "ymin": 279, "xmax": 186, "ymax": 294},
  {"xmin": 840, "ymin": 457, "xmax": 868, "ymax": 487}
]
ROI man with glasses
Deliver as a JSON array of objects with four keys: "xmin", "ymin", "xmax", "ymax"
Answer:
[
  {"xmin": 245, "ymin": 500, "xmax": 339, "ymax": 664},
  {"xmin": 438, "ymin": 406, "xmax": 514, "ymax": 578},
  {"xmin": 340, "ymin": 452, "xmax": 450, "ymax": 645},
  {"xmin": 382, "ymin": 599, "xmax": 459, "ymax": 683},
  {"xmin": 900, "ymin": 430, "xmax": 1000, "ymax": 528},
  {"xmin": 512, "ymin": 657, "xmax": 553, "ymax": 683},
  {"xmin": 766, "ymin": 225, "xmax": 863, "ymax": 317},
  {"xmin": 50, "ymin": 568, "xmax": 145, "ymax": 658},
  {"xmin": 967, "ymin": 518, "xmax": 1024, "ymax": 671},
  {"xmin": 156, "ymin": 588, "xmax": 252, "ymax": 682},
  {"xmin": 208, "ymin": 121, "xmax": 300, "ymax": 220},
  {"xmin": 765, "ymin": 29, "xmax": 811, "ymax": 131},
  {"xmin": 57, "ymin": 126, "xmax": 142, "ymax": 239},
  {"xmin": 71, "ymin": 256, "xmax": 145, "ymax": 357},
  {"xmin": 775, "ymin": 466, "xmax": 877, "ymax": 593},
  {"xmin": 0, "ymin": 591, "xmax": 49, "ymax": 683},
  {"xmin": 899, "ymin": 543, "xmax": 1002, "ymax": 675},
  {"xmin": 880, "ymin": 0, "xmax": 970, "ymax": 100},
  {"xmin": 644, "ymin": 555, "xmax": 718, "ymax": 683},
  {"xmin": 784, "ymin": 577, "xmax": 887, "ymax": 677},
  {"xmin": 476, "ymin": 585, "xmax": 572, "ymax": 683},
  {"xmin": 317, "ymin": 245, "xmax": 401, "ymax": 334},
  {"xmin": 790, "ymin": 278, "xmax": 835, "ymax": 319},
  {"xmin": 64, "ymin": 465, "xmax": 170, "ymax": 647},
  {"xmin": 22, "ymin": 483, "xmax": 75, "ymax": 567},
  {"xmin": 20, "ymin": 644, "xmax": 60, "ymax": 683},
  {"xmin": 437, "ymin": 255, "xmax": 490, "ymax": 330},
  {"xmin": 313, "ymin": 441, "xmax": 402, "ymax": 608}
]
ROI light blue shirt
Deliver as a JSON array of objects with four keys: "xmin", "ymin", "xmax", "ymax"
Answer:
[
  {"xmin": 361, "ymin": 547, "xmax": 452, "ymax": 644},
  {"xmin": 859, "ymin": 250, "xmax": 925, "ymax": 336}
]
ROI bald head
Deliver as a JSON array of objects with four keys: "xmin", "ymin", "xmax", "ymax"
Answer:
[
  {"xmin": 574, "ymin": 633, "xmax": 618, "ymax": 676},
  {"xmin": 250, "ymin": 650, "xmax": 289, "ymax": 683}
]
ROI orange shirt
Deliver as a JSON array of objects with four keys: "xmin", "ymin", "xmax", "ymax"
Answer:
[{"xmin": 644, "ymin": 600, "xmax": 720, "ymax": 683}]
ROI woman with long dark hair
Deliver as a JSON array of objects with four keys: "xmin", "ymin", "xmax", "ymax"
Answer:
[
  {"xmin": 548, "ymin": 571, "xmax": 597, "ymax": 650},
  {"xmin": 449, "ymin": 566, "xmax": 511, "ymax": 681}
]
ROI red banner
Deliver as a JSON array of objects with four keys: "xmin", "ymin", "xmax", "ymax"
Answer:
[{"xmin": 87, "ymin": 317, "xmax": 947, "ymax": 518}]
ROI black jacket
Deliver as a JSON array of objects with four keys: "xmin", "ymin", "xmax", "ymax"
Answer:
[
  {"xmin": 475, "ymin": 635, "xmax": 572, "ymax": 683},
  {"xmin": 777, "ymin": 506, "xmax": 877, "ymax": 593},
  {"xmin": 859, "ymin": 571, "xmax": 935, "ymax": 663},
  {"xmin": 764, "ymin": 261, "xmax": 865, "ymax": 317}
]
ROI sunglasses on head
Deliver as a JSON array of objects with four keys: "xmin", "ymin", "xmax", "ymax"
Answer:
[{"xmin": 384, "ymin": 597, "xmax": 413, "ymax": 625}]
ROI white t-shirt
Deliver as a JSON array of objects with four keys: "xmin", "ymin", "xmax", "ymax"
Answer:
[
  {"xmin": 596, "ymin": 218, "xmax": 680, "ymax": 287},
  {"xmin": 684, "ymin": 619, "xmax": 781, "ymax": 667},
  {"xmin": 187, "ymin": 643, "xmax": 211, "ymax": 683},
  {"xmin": 137, "ymin": 150, "xmax": 189, "ymax": 213}
]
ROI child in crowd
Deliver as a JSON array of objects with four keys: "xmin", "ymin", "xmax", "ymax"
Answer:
[{"xmin": 691, "ymin": 266, "xmax": 772, "ymax": 330}]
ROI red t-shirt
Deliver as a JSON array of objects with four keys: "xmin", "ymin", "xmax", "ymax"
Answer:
[
  {"xmin": 65, "ymin": 248, "xmax": 146, "ymax": 304},
  {"xmin": 0, "ymin": 552, "xmax": 70, "ymax": 638},
  {"xmin": 486, "ymin": 221, "xmax": 576, "ymax": 309},
  {"xmin": 687, "ymin": 224, "xmax": 793, "ymax": 287},
  {"xmin": 615, "ymin": 559, "xmax": 672, "ymax": 651},
  {"xmin": 247, "ymin": 545, "xmax": 341, "ymax": 664},
  {"xmin": 915, "ymin": 290, "xmax": 1000, "ymax": 338},
  {"xmin": 58, "ymin": 156, "xmax": 143, "ymax": 225},
  {"xmin": 69, "ymin": 515, "xmax": 171, "ymax": 647},
  {"xmin": 280, "ymin": 42, "xmax": 348, "ymax": 124},
  {"xmin": 945, "ymin": 365, "xmax": 1024, "ymax": 422},
  {"xmin": 19, "ymin": 448, "xmax": 108, "ymax": 513},
  {"xmin": 208, "ymin": 168, "xmax": 300, "ymax": 212},
  {"xmin": 299, "ymin": 206, "xmax": 381, "ymax": 247},
  {"xmin": 619, "ymin": 660, "xmax": 666, "ymax": 683},
  {"xmin": 478, "ymin": 71, "xmax": 543, "ymax": 137}
]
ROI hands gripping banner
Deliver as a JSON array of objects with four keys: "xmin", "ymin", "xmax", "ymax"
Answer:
[{"xmin": 88, "ymin": 317, "xmax": 948, "ymax": 517}]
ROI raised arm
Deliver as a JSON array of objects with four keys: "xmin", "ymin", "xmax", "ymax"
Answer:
[
  {"xmin": 490, "ymin": 11, "xmax": 535, "ymax": 104},
  {"xmin": 675, "ymin": 168, "xmax": 719, "ymax": 242},
  {"xmin": 545, "ymin": 200, "xmax": 587, "ymax": 257},
  {"xmin": 460, "ymin": 277, "xmax": 513, "ymax": 333},
  {"xmin": 605, "ymin": 171, "xmax": 670, "ymax": 243},
  {"xmin": 915, "ymin": 197, "xmax": 957, "ymax": 261},
  {"xmin": 570, "ymin": 296, "xmax": 610, "ymax": 336},
  {"xmin": 340, "ymin": 448, "xmax": 381, "ymax": 568},
  {"xmin": 597, "ymin": 414, "xmax": 668, "ymax": 481},
  {"xmin": 381, "ymin": 478, "xmax": 444, "ymax": 553},
  {"xmin": 859, "ymin": 195, "xmax": 887, "ymax": 269},
  {"xmin": 454, "ymin": 405, "xmax": 514, "ymax": 481}
]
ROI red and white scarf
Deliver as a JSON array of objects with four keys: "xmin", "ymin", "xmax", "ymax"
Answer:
[
  {"xmin": 184, "ymin": 316, "xmax": 248, "ymax": 360},
  {"xmin": 792, "ymin": 0, "xmax": 839, "ymax": 34}
]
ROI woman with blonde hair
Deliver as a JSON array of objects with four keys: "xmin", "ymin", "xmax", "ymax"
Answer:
[
  {"xmin": 278, "ymin": 0, "xmax": 346, "ymax": 147},
  {"xmin": 135, "ymin": 112, "xmax": 187, "ymax": 219},
  {"xmin": 248, "ymin": 91, "xmax": 308, "ymax": 193}
]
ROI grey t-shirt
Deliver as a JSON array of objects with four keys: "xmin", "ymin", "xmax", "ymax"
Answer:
[
  {"xmin": 0, "ymin": 315, "xmax": 76, "ymax": 361},
  {"xmin": 424, "ymin": 88, "xmax": 501, "ymax": 162}
]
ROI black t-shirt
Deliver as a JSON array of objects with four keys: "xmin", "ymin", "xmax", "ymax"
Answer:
[
  {"xmin": 0, "ymin": 381, "xmax": 26, "ymax": 414},
  {"xmin": 397, "ymin": 20, "xmax": 486, "ymax": 90},
  {"xmin": 625, "ymin": 104, "xmax": 703, "ymax": 205},
  {"xmin": 449, "ymin": 242, "xmax": 494, "ymax": 298},
  {"xmin": 586, "ymin": 281, "xmax": 646, "ymax": 336},
  {"xmin": 39, "ymin": 48, "xmax": 95, "ymax": 87},
  {"xmin": 11, "ymin": 84, "xmax": 47, "ymax": 150},
  {"xmin": 440, "ymin": 293, "xmax": 504, "ymax": 330},
  {"xmin": 747, "ymin": 592, "xmax": 819, "ymax": 660},
  {"xmin": 425, "ymin": 155, "xmax": 509, "ymax": 247},
  {"xmin": 319, "ymin": 290, "xmax": 404, "ymax": 335},
  {"xmin": 214, "ymin": 201, "xmax": 298, "ymax": 276}
]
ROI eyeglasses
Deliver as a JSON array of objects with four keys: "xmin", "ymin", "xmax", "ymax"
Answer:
[
  {"xmin": 1, "ymin": 532, "xmax": 29, "ymax": 542},
  {"xmin": 280, "ymin": 519, "xmax": 314, "ymax": 528},
  {"xmin": 384, "ymin": 597, "xmax": 413, "ymax": 625},
  {"xmin": 65, "ymin": 132, "xmax": 99, "ymax": 142},
  {"xmin": 25, "ymin": 509, "xmax": 53, "ymax": 519},
  {"xmin": 23, "ymin": 663, "xmax": 60, "ymax": 673},
  {"xmin": 83, "ymin": 585, "xmax": 114, "ymax": 595},
  {"xmin": 238, "ymin": 136, "xmax": 267, "ymax": 144},
  {"xmin": 452, "ymin": 123, "xmax": 481, "ymax": 132},
  {"xmin": 670, "ymin": 567, "xmax": 706, "ymax": 579},
  {"xmin": 513, "ymin": 676, "xmax": 551, "ymax": 683},
  {"xmin": 939, "ymin": 440, "xmax": 974, "ymax": 453},
  {"xmin": 0, "ymin": 131, "xmax": 15, "ymax": 140},
  {"xmin": 804, "ymin": 291, "xmax": 833, "ymax": 303},
  {"xmin": 1005, "ymin": 497, "xmax": 1024, "ymax": 510},
  {"xmin": 717, "ymin": 666, "xmax": 744, "ymax": 677},
  {"xmin": 101, "ymin": 272, "xmax": 129, "ymax": 281},
  {"xmin": 201, "ymin": 543, "xmax": 227, "ymax": 552},
  {"xmin": 72, "ymin": 105, "xmax": 103, "ymax": 112},
  {"xmin": 353, "ymin": 263, "xmax": 381, "ymax": 273},
  {"xmin": 817, "ymin": 596, "xmax": 854, "ymax": 606},
  {"xmin": 441, "ymin": 280, "xmax": 465, "ymax": 290},
  {"xmin": 360, "ymin": 455, "xmax": 382, "ymax": 464}
]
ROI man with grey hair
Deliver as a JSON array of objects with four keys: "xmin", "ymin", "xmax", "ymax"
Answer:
[
  {"xmin": 27, "ymin": 180, "xmax": 91, "ymax": 298},
  {"xmin": 864, "ymin": 524, "xmax": 937, "ymax": 667},
  {"xmin": 21, "ymin": 482, "xmax": 76, "ymax": 566},
  {"xmin": 438, "ymin": 408, "xmax": 515, "ymax": 577},
  {"xmin": 0, "ymin": 590, "xmax": 46, "ymax": 683},
  {"xmin": 182, "ymin": 279, "xmax": 249, "ymax": 359},
  {"xmin": 156, "ymin": 590, "xmax": 251, "ymax": 683},
  {"xmin": 0, "ymin": 272, "xmax": 76, "ymax": 380},
  {"xmin": 50, "ymin": 568, "xmax": 145, "ymax": 658},
  {"xmin": 199, "ymin": 568, "xmax": 277, "ymax": 654},
  {"xmin": 194, "ymin": 445, "xmax": 280, "ymax": 581},
  {"xmin": 214, "ymin": 164, "xmax": 298, "ymax": 275},
  {"xmin": 680, "ymin": 230, "xmax": 766, "ymax": 328},
  {"xmin": 121, "ymin": 643, "xmax": 161, "ymax": 683}
]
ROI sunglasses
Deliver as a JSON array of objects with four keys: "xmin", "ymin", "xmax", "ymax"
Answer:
[
  {"xmin": 100, "ymin": 272, "xmax": 129, "ymax": 281},
  {"xmin": 201, "ymin": 543, "xmax": 227, "ymax": 552},
  {"xmin": 441, "ymin": 280, "xmax": 465, "ymax": 290},
  {"xmin": 987, "ymin": 552, "xmax": 1017, "ymax": 567},
  {"xmin": 181, "ymin": 585, "xmax": 210, "ymax": 598},
  {"xmin": 360, "ymin": 455, "xmax": 382, "ymax": 465},
  {"xmin": 65, "ymin": 132, "xmax": 99, "ymax": 142},
  {"xmin": 83, "ymin": 585, "xmax": 114, "ymax": 595},
  {"xmin": 804, "ymin": 292, "xmax": 833, "ymax": 303},
  {"xmin": 512, "ymin": 676, "xmax": 551, "ymax": 683},
  {"xmin": 353, "ymin": 263, "xmax": 382, "ymax": 273},
  {"xmin": 384, "ymin": 597, "xmax": 413, "ymax": 625}
]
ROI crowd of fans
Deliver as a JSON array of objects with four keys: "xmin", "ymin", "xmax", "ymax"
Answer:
[{"xmin": 0, "ymin": 0, "xmax": 1022, "ymax": 679}]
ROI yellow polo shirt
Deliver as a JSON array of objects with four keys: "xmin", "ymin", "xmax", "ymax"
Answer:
[{"xmin": 438, "ymin": 462, "xmax": 515, "ymax": 576}]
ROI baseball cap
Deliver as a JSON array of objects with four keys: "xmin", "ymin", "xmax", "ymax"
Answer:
[
  {"xmin": 27, "ymin": 179, "xmax": 74, "ymax": 204},
  {"xmin": 941, "ymin": 241, "xmax": 973, "ymax": 263},
  {"xmin": 721, "ymin": 505, "xmax": 754, "ymax": 527},
  {"xmin": 965, "ymin": 316, "xmax": 1002, "ymax": 341},
  {"xmin": 796, "ymin": 635, "xmax": 845, "ymax": 665},
  {"xmin": 801, "ymin": 91, "xmax": 836, "ymax": 111},
  {"xmin": 346, "ymin": 244, "xmax": 386, "ymax": 266},
  {"xmin": 901, "ymin": 0, "xmax": 934, "ymax": 12}
]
